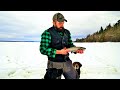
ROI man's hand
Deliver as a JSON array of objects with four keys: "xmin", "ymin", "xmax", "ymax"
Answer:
[
  {"xmin": 76, "ymin": 49, "xmax": 84, "ymax": 54},
  {"xmin": 56, "ymin": 47, "xmax": 70, "ymax": 55}
]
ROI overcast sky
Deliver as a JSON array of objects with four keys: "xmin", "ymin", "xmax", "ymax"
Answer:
[{"xmin": 0, "ymin": 11, "xmax": 120, "ymax": 41}]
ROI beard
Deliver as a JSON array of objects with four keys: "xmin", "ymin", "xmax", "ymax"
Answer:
[
  {"xmin": 58, "ymin": 27, "xmax": 64, "ymax": 30},
  {"xmin": 57, "ymin": 27, "xmax": 64, "ymax": 31},
  {"xmin": 53, "ymin": 24, "xmax": 64, "ymax": 32}
]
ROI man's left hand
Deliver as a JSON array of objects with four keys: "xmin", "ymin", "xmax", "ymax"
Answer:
[{"xmin": 76, "ymin": 49, "xmax": 84, "ymax": 54}]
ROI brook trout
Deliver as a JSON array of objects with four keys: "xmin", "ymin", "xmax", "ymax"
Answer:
[{"xmin": 68, "ymin": 46, "xmax": 86, "ymax": 53}]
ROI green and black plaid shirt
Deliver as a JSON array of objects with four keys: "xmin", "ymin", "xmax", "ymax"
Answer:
[{"xmin": 40, "ymin": 28, "xmax": 75, "ymax": 58}]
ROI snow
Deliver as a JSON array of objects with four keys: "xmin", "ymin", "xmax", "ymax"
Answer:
[{"xmin": 0, "ymin": 42, "xmax": 120, "ymax": 79}]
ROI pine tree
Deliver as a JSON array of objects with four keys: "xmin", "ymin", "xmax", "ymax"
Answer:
[{"xmin": 99, "ymin": 26, "xmax": 104, "ymax": 33}]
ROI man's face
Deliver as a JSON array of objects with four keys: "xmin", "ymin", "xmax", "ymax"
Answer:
[{"xmin": 53, "ymin": 21, "xmax": 64, "ymax": 30}]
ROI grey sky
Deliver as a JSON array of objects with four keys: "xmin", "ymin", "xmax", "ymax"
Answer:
[{"xmin": 0, "ymin": 11, "xmax": 120, "ymax": 41}]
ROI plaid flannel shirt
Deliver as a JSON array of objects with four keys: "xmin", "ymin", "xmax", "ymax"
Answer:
[{"xmin": 40, "ymin": 29, "xmax": 75, "ymax": 58}]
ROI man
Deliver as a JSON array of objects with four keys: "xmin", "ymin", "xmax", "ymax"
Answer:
[{"xmin": 40, "ymin": 12, "xmax": 84, "ymax": 79}]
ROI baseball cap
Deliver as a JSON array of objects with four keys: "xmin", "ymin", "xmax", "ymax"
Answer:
[{"xmin": 53, "ymin": 13, "xmax": 67, "ymax": 22}]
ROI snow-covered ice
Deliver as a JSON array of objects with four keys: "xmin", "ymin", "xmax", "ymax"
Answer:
[{"xmin": 0, "ymin": 42, "xmax": 120, "ymax": 79}]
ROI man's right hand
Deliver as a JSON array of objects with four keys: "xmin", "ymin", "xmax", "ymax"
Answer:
[{"xmin": 56, "ymin": 47, "xmax": 70, "ymax": 55}]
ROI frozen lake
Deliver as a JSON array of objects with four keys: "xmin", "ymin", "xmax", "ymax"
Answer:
[{"xmin": 0, "ymin": 42, "xmax": 120, "ymax": 79}]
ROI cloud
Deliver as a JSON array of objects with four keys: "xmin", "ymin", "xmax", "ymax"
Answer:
[
  {"xmin": 64, "ymin": 11, "xmax": 120, "ymax": 37},
  {"xmin": 0, "ymin": 11, "xmax": 120, "ymax": 41}
]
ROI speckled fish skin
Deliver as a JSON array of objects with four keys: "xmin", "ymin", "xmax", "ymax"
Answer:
[{"xmin": 68, "ymin": 47, "xmax": 86, "ymax": 52}]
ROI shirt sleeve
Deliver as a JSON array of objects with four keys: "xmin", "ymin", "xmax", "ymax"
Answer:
[{"xmin": 40, "ymin": 30, "xmax": 56, "ymax": 58}]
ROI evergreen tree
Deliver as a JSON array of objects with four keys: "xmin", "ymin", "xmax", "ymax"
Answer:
[{"xmin": 99, "ymin": 26, "xmax": 104, "ymax": 33}]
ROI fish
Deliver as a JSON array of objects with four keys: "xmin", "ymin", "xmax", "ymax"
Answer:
[
  {"xmin": 67, "ymin": 46, "xmax": 86, "ymax": 53},
  {"xmin": 64, "ymin": 46, "xmax": 86, "ymax": 60}
]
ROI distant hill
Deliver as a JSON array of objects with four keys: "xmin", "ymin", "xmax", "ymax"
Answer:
[{"xmin": 75, "ymin": 20, "xmax": 120, "ymax": 42}]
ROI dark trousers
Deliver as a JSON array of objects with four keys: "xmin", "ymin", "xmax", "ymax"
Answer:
[{"xmin": 46, "ymin": 60, "xmax": 79, "ymax": 79}]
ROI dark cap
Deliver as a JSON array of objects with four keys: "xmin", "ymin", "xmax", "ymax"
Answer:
[{"xmin": 53, "ymin": 13, "xmax": 67, "ymax": 22}]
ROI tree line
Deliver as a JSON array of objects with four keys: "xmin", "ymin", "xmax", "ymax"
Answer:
[{"xmin": 75, "ymin": 20, "xmax": 120, "ymax": 42}]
